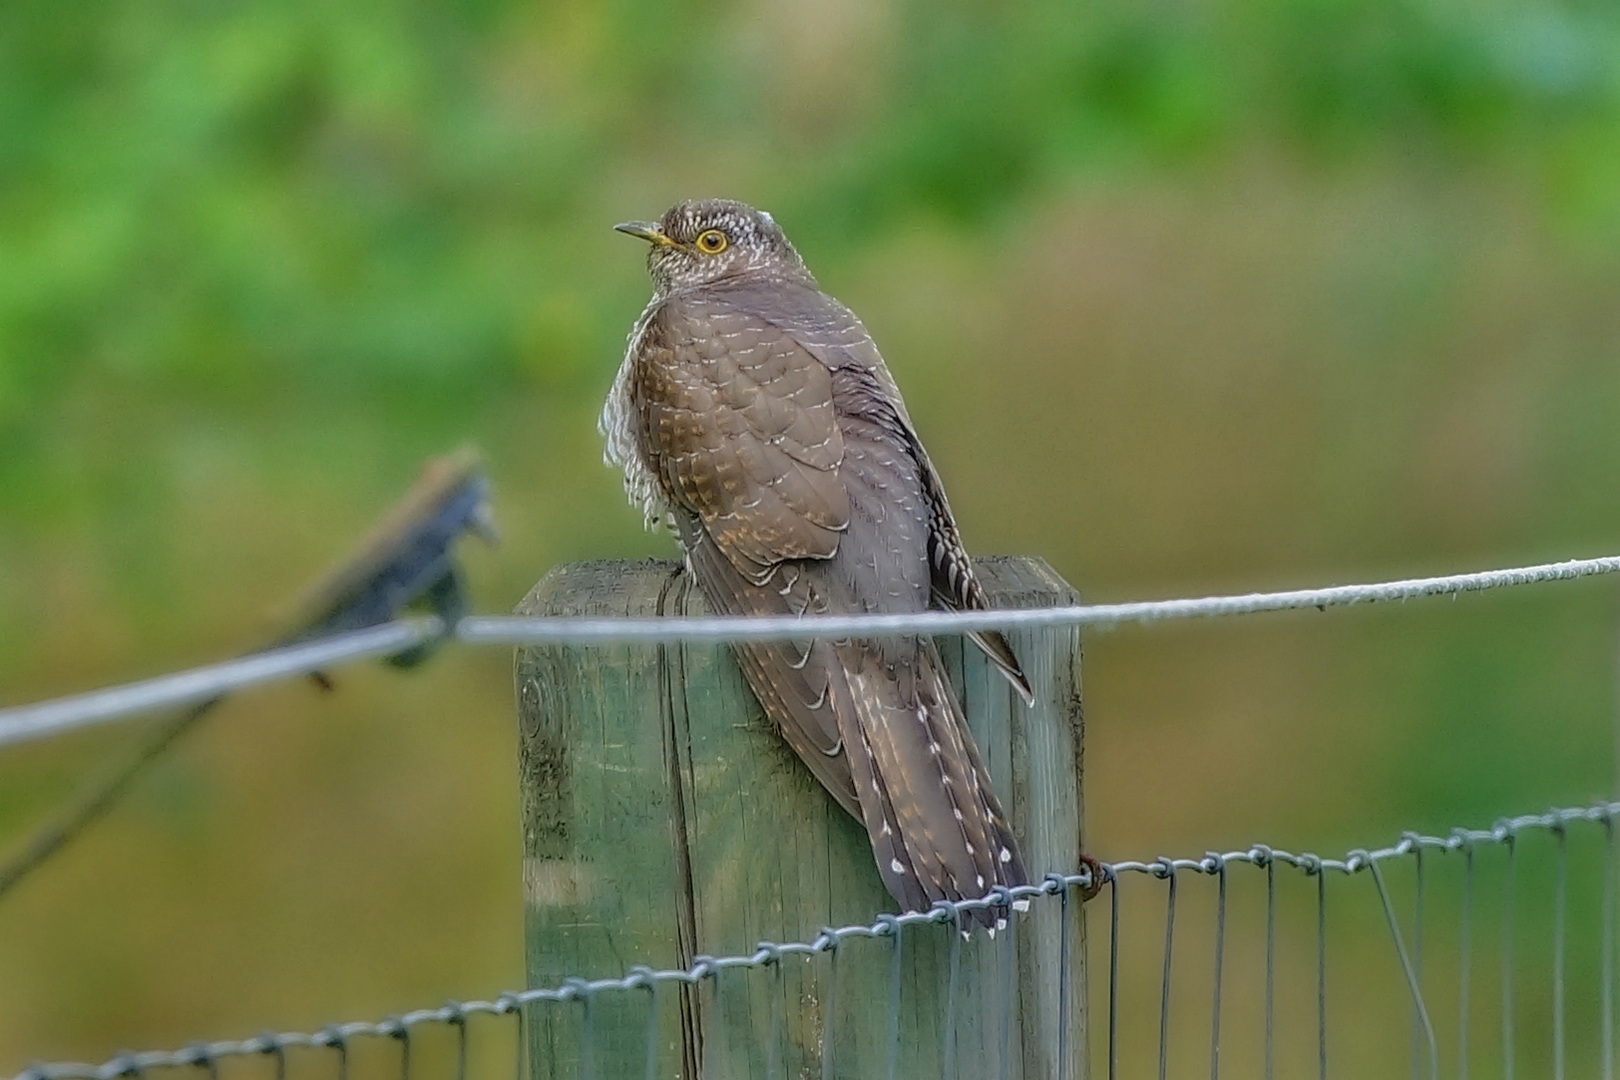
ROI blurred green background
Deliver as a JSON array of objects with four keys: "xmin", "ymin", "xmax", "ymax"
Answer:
[{"xmin": 4, "ymin": 0, "xmax": 1620, "ymax": 1070}]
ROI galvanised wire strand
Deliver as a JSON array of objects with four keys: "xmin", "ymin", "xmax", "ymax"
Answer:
[
  {"xmin": 461, "ymin": 552, "xmax": 1620, "ymax": 644},
  {"xmin": 1158, "ymin": 861, "xmax": 1177, "ymax": 1080},
  {"xmin": 6, "ymin": 552, "xmax": 1620, "ymax": 749},
  {"xmin": 1367, "ymin": 857, "xmax": 1439, "ymax": 1080},
  {"xmin": 0, "ymin": 620, "xmax": 441, "ymax": 750},
  {"xmin": 1460, "ymin": 843, "xmax": 1474, "ymax": 1080},
  {"xmin": 1056, "ymin": 884, "xmax": 1074, "ymax": 1076},
  {"xmin": 1554, "ymin": 822, "xmax": 1569, "ymax": 1080},
  {"xmin": 16, "ymin": 802, "xmax": 1617, "ymax": 1080},
  {"xmin": 1411, "ymin": 841, "xmax": 1428, "ymax": 1080},
  {"xmin": 1209, "ymin": 859, "xmax": 1227, "ymax": 1080},
  {"xmin": 1605, "ymin": 816, "xmax": 1617, "ymax": 1080},
  {"xmin": 1504, "ymin": 834, "xmax": 1518, "ymax": 1080},
  {"xmin": 1315, "ymin": 866, "xmax": 1327, "ymax": 1080},
  {"xmin": 1107, "ymin": 877, "xmax": 1121, "ymax": 1080},
  {"xmin": 1264, "ymin": 853, "xmax": 1276, "ymax": 1080}
]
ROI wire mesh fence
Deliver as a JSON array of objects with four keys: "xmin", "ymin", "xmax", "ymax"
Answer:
[
  {"xmin": 12, "ymin": 802, "xmax": 1616, "ymax": 1080},
  {"xmin": 6, "ymin": 551, "xmax": 1620, "ymax": 1078}
]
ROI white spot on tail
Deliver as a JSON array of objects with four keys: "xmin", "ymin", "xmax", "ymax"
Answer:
[
  {"xmin": 1013, "ymin": 899, "xmax": 1031, "ymax": 913},
  {"xmin": 890, "ymin": 859, "xmax": 905, "ymax": 874},
  {"xmin": 999, "ymin": 847, "xmax": 1013, "ymax": 864}
]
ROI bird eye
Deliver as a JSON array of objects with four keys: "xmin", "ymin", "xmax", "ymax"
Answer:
[{"xmin": 695, "ymin": 229, "xmax": 728, "ymax": 254}]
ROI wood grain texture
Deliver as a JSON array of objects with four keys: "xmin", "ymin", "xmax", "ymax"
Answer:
[{"xmin": 514, "ymin": 556, "xmax": 1086, "ymax": 1079}]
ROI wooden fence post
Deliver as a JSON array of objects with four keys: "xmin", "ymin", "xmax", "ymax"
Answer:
[{"xmin": 513, "ymin": 556, "xmax": 1086, "ymax": 1079}]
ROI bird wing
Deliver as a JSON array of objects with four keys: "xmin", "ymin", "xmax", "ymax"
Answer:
[
  {"xmin": 633, "ymin": 293, "xmax": 848, "ymax": 583},
  {"xmin": 676, "ymin": 516, "xmax": 861, "ymax": 818},
  {"xmin": 915, "ymin": 464, "xmax": 1035, "ymax": 704},
  {"xmin": 738, "ymin": 281, "xmax": 1034, "ymax": 702},
  {"xmin": 634, "ymin": 295, "xmax": 858, "ymax": 812}
]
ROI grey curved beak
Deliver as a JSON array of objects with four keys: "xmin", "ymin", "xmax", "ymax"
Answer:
[{"xmin": 614, "ymin": 221, "xmax": 673, "ymax": 246}]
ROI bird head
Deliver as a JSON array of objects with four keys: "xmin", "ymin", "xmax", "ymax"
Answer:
[{"xmin": 615, "ymin": 199, "xmax": 811, "ymax": 293}]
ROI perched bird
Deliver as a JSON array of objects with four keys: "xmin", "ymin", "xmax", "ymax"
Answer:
[{"xmin": 603, "ymin": 199, "xmax": 1034, "ymax": 928}]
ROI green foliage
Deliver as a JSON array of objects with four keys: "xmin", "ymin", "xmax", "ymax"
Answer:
[
  {"xmin": 4, "ymin": 0, "xmax": 1620, "ymax": 1068},
  {"xmin": 3, "ymin": 0, "xmax": 1619, "ymax": 450}
]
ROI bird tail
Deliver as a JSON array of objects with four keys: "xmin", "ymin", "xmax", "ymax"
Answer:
[{"xmin": 836, "ymin": 639, "xmax": 1028, "ymax": 932}]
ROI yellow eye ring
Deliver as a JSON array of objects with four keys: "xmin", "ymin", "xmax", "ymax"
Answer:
[{"xmin": 694, "ymin": 229, "xmax": 728, "ymax": 254}]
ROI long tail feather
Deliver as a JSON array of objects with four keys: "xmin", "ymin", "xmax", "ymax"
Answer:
[{"xmin": 836, "ymin": 639, "xmax": 1027, "ymax": 931}]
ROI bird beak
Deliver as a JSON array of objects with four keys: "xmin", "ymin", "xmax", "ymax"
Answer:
[{"xmin": 614, "ymin": 221, "xmax": 675, "ymax": 246}]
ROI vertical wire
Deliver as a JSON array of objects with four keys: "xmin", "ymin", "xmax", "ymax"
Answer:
[
  {"xmin": 1316, "ymin": 865, "xmax": 1327, "ymax": 1080},
  {"xmin": 820, "ymin": 941, "xmax": 840, "ymax": 1080},
  {"xmin": 766, "ymin": 959, "xmax": 784, "ymax": 1080},
  {"xmin": 451, "ymin": 1011, "xmax": 468, "ymax": 1080},
  {"xmin": 1158, "ymin": 864, "xmax": 1178, "ymax": 1080},
  {"xmin": 1210, "ymin": 861, "xmax": 1228, "ymax": 1080},
  {"xmin": 1553, "ymin": 824, "xmax": 1568, "ymax": 1080},
  {"xmin": 186, "ymin": 1043, "xmax": 219, "ymax": 1080},
  {"xmin": 1001, "ymin": 906, "xmax": 1017, "ymax": 1080},
  {"xmin": 579, "ymin": 991, "xmax": 595, "ymax": 1080},
  {"xmin": 1410, "ymin": 846, "xmax": 1425, "ymax": 1080},
  {"xmin": 1367, "ymin": 858, "xmax": 1439, "ymax": 1077},
  {"xmin": 1057, "ymin": 885, "xmax": 1072, "ymax": 1079},
  {"xmin": 514, "ymin": 1001, "xmax": 528, "ymax": 1080},
  {"xmin": 328, "ymin": 1031, "xmax": 349, "ymax": 1080},
  {"xmin": 1109, "ymin": 876, "xmax": 1121, "ymax": 1080},
  {"xmin": 886, "ymin": 923, "xmax": 904, "ymax": 1080},
  {"xmin": 943, "ymin": 924, "xmax": 962, "ymax": 1080},
  {"xmin": 643, "ymin": 982, "xmax": 661, "ymax": 1080},
  {"xmin": 1611, "ymin": 600, "xmax": 1620, "ymax": 1080},
  {"xmin": 1265, "ymin": 857, "xmax": 1276, "ymax": 1080},
  {"xmin": 1604, "ymin": 815, "xmax": 1616, "ymax": 1080},
  {"xmin": 1503, "ymin": 835, "xmax": 1516, "ymax": 1080},
  {"xmin": 1460, "ymin": 845, "xmax": 1474, "ymax": 1080}
]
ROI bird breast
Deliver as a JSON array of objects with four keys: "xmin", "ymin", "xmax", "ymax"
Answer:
[{"xmin": 599, "ymin": 297, "xmax": 674, "ymax": 531}]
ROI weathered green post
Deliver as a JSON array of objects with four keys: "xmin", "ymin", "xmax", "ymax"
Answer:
[{"xmin": 514, "ymin": 556, "xmax": 1086, "ymax": 1079}]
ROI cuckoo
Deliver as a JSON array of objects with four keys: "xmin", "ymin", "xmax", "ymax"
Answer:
[{"xmin": 603, "ymin": 198, "xmax": 1036, "ymax": 929}]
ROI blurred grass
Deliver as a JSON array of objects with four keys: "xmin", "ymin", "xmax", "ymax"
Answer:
[{"xmin": 4, "ymin": 0, "xmax": 1620, "ymax": 1069}]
